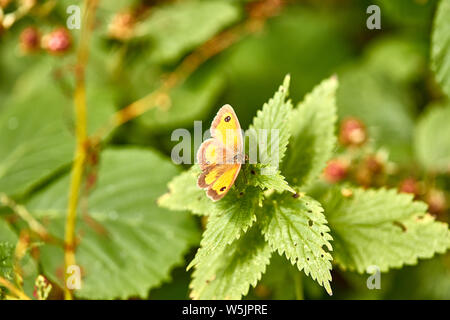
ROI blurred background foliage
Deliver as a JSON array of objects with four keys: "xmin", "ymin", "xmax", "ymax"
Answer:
[{"xmin": 0, "ymin": 0, "xmax": 449, "ymax": 299}]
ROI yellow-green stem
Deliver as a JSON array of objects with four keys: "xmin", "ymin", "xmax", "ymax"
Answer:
[
  {"xmin": 0, "ymin": 276, "xmax": 31, "ymax": 300},
  {"xmin": 63, "ymin": 0, "xmax": 98, "ymax": 300}
]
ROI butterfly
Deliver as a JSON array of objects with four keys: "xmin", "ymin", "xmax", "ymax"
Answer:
[{"xmin": 197, "ymin": 104, "xmax": 244, "ymax": 201}]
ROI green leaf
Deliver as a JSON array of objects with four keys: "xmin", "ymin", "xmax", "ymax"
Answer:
[
  {"xmin": 283, "ymin": 76, "xmax": 338, "ymax": 188},
  {"xmin": 248, "ymin": 75, "xmax": 293, "ymax": 167},
  {"xmin": 158, "ymin": 166, "xmax": 215, "ymax": 216},
  {"xmin": 136, "ymin": 0, "xmax": 241, "ymax": 64},
  {"xmin": 187, "ymin": 187, "xmax": 260, "ymax": 270},
  {"xmin": 415, "ymin": 102, "xmax": 450, "ymax": 172},
  {"xmin": 0, "ymin": 60, "xmax": 115, "ymax": 196},
  {"xmin": 324, "ymin": 187, "xmax": 450, "ymax": 273},
  {"xmin": 431, "ymin": 0, "xmax": 450, "ymax": 97},
  {"xmin": 0, "ymin": 242, "xmax": 14, "ymax": 282},
  {"xmin": 260, "ymin": 193, "xmax": 333, "ymax": 295},
  {"xmin": 0, "ymin": 219, "xmax": 38, "ymax": 297},
  {"xmin": 27, "ymin": 148, "xmax": 199, "ymax": 299},
  {"xmin": 190, "ymin": 226, "xmax": 271, "ymax": 300},
  {"xmin": 0, "ymin": 218, "xmax": 18, "ymax": 243},
  {"xmin": 247, "ymin": 164, "xmax": 295, "ymax": 194}
]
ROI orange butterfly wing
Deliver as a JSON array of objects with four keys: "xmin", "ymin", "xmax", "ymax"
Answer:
[{"xmin": 197, "ymin": 105, "xmax": 243, "ymax": 201}]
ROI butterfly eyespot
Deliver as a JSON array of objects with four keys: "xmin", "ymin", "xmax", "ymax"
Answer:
[
  {"xmin": 220, "ymin": 186, "xmax": 226, "ymax": 192},
  {"xmin": 224, "ymin": 116, "xmax": 231, "ymax": 122}
]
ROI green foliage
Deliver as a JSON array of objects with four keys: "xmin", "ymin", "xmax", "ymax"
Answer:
[
  {"xmin": 247, "ymin": 165, "xmax": 294, "ymax": 193},
  {"xmin": 1, "ymin": 0, "xmax": 449, "ymax": 301},
  {"xmin": 187, "ymin": 187, "xmax": 260, "ymax": 270},
  {"xmin": 324, "ymin": 187, "xmax": 450, "ymax": 273},
  {"xmin": 0, "ymin": 242, "xmax": 14, "ymax": 282},
  {"xmin": 27, "ymin": 148, "xmax": 199, "ymax": 299},
  {"xmin": 136, "ymin": 0, "xmax": 241, "ymax": 64},
  {"xmin": 249, "ymin": 75, "xmax": 293, "ymax": 166},
  {"xmin": 415, "ymin": 102, "xmax": 450, "ymax": 172},
  {"xmin": 158, "ymin": 166, "xmax": 215, "ymax": 216},
  {"xmin": 337, "ymin": 37, "xmax": 422, "ymax": 163},
  {"xmin": 260, "ymin": 194, "xmax": 333, "ymax": 295},
  {"xmin": 432, "ymin": 0, "xmax": 450, "ymax": 97},
  {"xmin": 283, "ymin": 76, "xmax": 338, "ymax": 188},
  {"xmin": 0, "ymin": 61, "xmax": 114, "ymax": 197},
  {"xmin": 190, "ymin": 226, "xmax": 271, "ymax": 299}
]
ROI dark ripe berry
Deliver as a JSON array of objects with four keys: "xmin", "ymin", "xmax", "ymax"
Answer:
[
  {"xmin": 339, "ymin": 117, "xmax": 367, "ymax": 147},
  {"xmin": 20, "ymin": 27, "xmax": 40, "ymax": 53},
  {"xmin": 398, "ymin": 178, "xmax": 421, "ymax": 198},
  {"xmin": 323, "ymin": 159, "xmax": 348, "ymax": 183},
  {"xmin": 365, "ymin": 155, "xmax": 383, "ymax": 174},
  {"xmin": 43, "ymin": 28, "xmax": 71, "ymax": 54}
]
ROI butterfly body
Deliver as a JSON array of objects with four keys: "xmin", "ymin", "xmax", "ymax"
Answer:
[{"xmin": 197, "ymin": 104, "xmax": 244, "ymax": 201}]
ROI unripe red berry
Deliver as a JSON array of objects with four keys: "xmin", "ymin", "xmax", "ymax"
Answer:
[
  {"xmin": 398, "ymin": 178, "xmax": 421, "ymax": 198},
  {"xmin": 20, "ymin": 27, "xmax": 40, "ymax": 53},
  {"xmin": 339, "ymin": 117, "xmax": 367, "ymax": 147},
  {"xmin": 42, "ymin": 28, "xmax": 71, "ymax": 54},
  {"xmin": 425, "ymin": 189, "xmax": 447, "ymax": 215},
  {"xmin": 323, "ymin": 159, "xmax": 349, "ymax": 183},
  {"xmin": 108, "ymin": 11, "xmax": 135, "ymax": 40}
]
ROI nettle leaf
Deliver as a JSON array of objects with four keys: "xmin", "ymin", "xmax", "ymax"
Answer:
[
  {"xmin": 190, "ymin": 226, "xmax": 271, "ymax": 300},
  {"xmin": 27, "ymin": 148, "xmax": 199, "ymax": 299},
  {"xmin": 187, "ymin": 187, "xmax": 260, "ymax": 270},
  {"xmin": 260, "ymin": 193, "xmax": 333, "ymax": 295},
  {"xmin": 248, "ymin": 75, "xmax": 293, "ymax": 167},
  {"xmin": 283, "ymin": 76, "xmax": 338, "ymax": 188},
  {"xmin": 158, "ymin": 166, "xmax": 215, "ymax": 216},
  {"xmin": 0, "ymin": 60, "xmax": 115, "ymax": 197},
  {"xmin": 247, "ymin": 164, "xmax": 294, "ymax": 194},
  {"xmin": 0, "ymin": 219, "xmax": 37, "ymax": 297},
  {"xmin": 136, "ymin": 0, "xmax": 241, "ymax": 64},
  {"xmin": 414, "ymin": 102, "xmax": 450, "ymax": 173},
  {"xmin": 324, "ymin": 187, "xmax": 450, "ymax": 273},
  {"xmin": 0, "ymin": 242, "xmax": 14, "ymax": 282},
  {"xmin": 431, "ymin": 0, "xmax": 450, "ymax": 97}
]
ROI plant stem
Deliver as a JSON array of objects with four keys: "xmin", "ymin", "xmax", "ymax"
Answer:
[
  {"xmin": 0, "ymin": 276, "xmax": 31, "ymax": 300},
  {"xmin": 63, "ymin": 0, "xmax": 98, "ymax": 300},
  {"xmin": 294, "ymin": 272, "xmax": 304, "ymax": 300},
  {"xmin": 0, "ymin": 193, "xmax": 51, "ymax": 241},
  {"xmin": 91, "ymin": 0, "xmax": 285, "ymax": 143}
]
